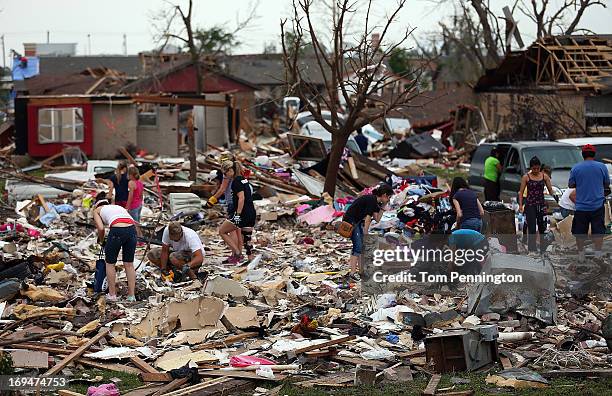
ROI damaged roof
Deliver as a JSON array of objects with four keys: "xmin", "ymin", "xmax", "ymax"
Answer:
[
  {"xmin": 476, "ymin": 35, "xmax": 612, "ymax": 92},
  {"xmin": 39, "ymin": 55, "xmax": 143, "ymax": 77},
  {"xmin": 21, "ymin": 68, "xmax": 128, "ymax": 95}
]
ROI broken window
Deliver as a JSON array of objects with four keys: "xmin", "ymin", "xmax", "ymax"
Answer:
[
  {"xmin": 137, "ymin": 104, "xmax": 158, "ymax": 127},
  {"xmin": 37, "ymin": 107, "xmax": 84, "ymax": 144}
]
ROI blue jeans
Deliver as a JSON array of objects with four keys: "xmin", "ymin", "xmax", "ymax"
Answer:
[
  {"xmin": 128, "ymin": 206, "xmax": 142, "ymax": 222},
  {"xmin": 560, "ymin": 208, "xmax": 574, "ymax": 219},
  {"xmin": 350, "ymin": 222, "xmax": 364, "ymax": 256},
  {"xmin": 460, "ymin": 218, "xmax": 482, "ymax": 232}
]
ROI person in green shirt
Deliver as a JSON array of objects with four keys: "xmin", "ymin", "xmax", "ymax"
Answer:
[{"xmin": 483, "ymin": 148, "xmax": 502, "ymax": 201}]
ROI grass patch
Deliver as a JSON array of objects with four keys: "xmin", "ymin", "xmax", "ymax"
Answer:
[
  {"xmin": 64, "ymin": 369, "xmax": 143, "ymax": 394},
  {"xmin": 271, "ymin": 372, "xmax": 612, "ymax": 396}
]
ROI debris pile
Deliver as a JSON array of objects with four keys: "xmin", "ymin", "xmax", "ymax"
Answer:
[{"xmin": 0, "ymin": 133, "xmax": 610, "ymax": 395}]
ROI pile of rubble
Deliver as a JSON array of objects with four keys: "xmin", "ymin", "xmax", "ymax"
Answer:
[{"xmin": 0, "ymin": 137, "xmax": 610, "ymax": 395}]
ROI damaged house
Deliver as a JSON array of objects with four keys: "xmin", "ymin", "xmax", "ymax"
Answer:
[
  {"xmin": 13, "ymin": 61, "xmax": 256, "ymax": 159},
  {"xmin": 476, "ymin": 35, "xmax": 612, "ymax": 138}
]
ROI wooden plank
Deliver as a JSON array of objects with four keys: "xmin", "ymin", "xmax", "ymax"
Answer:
[
  {"xmin": 422, "ymin": 374, "xmax": 441, "ymax": 396},
  {"xmin": 397, "ymin": 349, "xmax": 427, "ymax": 358},
  {"xmin": 193, "ymin": 332, "xmax": 259, "ymax": 351},
  {"xmin": 130, "ymin": 356, "xmax": 160, "ymax": 374},
  {"xmin": 29, "ymin": 97, "xmax": 91, "ymax": 106},
  {"xmin": 289, "ymin": 335, "xmax": 356, "ymax": 356},
  {"xmin": 187, "ymin": 379, "xmax": 255, "ymax": 396},
  {"xmin": 198, "ymin": 370, "xmax": 286, "ymax": 381},
  {"xmin": 295, "ymin": 372, "xmax": 354, "ymax": 388},
  {"xmin": 542, "ymin": 369, "xmax": 612, "ymax": 378},
  {"xmin": 78, "ymin": 358, "xmax": 142, "ymax": 375},
  {"xmin": 122, "ymin": 384, "xmax": 163, "ymax": 396},
  {"xmin": 139, "ymin": 372, "xmax": 173, "ymax": 383},
  {"xmin": 152, "ymin": 378, "xmax": 190, "ymax": 396},
  {"xmin": 37, "ymin": 194, "xmax": 50, "ymax": 212},
  {"xmin": 499, "ymin": 356, "xmax": 513, "ymax": 370},
  {"xmin": 44, "ymin": 327, "xmax": 110, "ymax": 376},
  {"xmin": 330, "ymin": 356, "xmax": 388, "ymax": 370},
  {"xmin": 347, "ymin": 157, "xmax": 359, "ymax": 179},
  {"xmin": 58, "ymin": 391, "xmax": 87, "ymax": 396},
  {"xmin": 162, "ymin": 378, "xmax": 227, "ymax": 396},
  {"xmin": 119, "ymin": 147, "xmax": 137, "ymax": 166},
  {"xmin": 132, "ymin": 95, "xmax": 228, "ymax": 108}
]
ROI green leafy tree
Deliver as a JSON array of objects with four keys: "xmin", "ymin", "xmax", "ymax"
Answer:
[{"xmin": 193, "ymin": 27, "xmax": 240, "ymax": 55}]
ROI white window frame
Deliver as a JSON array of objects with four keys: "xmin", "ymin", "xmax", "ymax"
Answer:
[{"xmin": 37, "ymin": 107, "xmax": 85, "ymax": 144}]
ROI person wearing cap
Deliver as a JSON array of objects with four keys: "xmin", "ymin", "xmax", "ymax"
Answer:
[
  {"xmin": 205, "ymin": 151, "xmax": 235, "ymax": 211},
  {"xmin": 92, "ymin": 192, "xmax": 137, "ymax": 302},
  {"xmin": 569, "ymin": 144, "xmax": 611, "ymax": 262},
  {"xmin": 147, "ymin": 221, "xmax": 205, "ymax": 280},
  {"xmin": 218, "ymin": 160, "xmax": 257, "ymax": 264}
]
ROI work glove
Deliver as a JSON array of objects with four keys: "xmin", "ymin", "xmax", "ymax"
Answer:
[
  {"xmin": 231, "ymin": 214, "xmax": 242, "ymax": 226},
  {"xmin": 161, "ymin": 269, "xmax": 174, "ymax": 282},
  {"xmin": 205, "ymin": 196, "xmax": 218, "ymax": 208},
  {"xmin": 181, "ymin": 264, "xmax": 191, "ymax": 277}
]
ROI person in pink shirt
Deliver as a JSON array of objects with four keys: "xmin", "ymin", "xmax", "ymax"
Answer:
[{"xmin": 126, "ymin": 167, "xmax": 144, "ymax": 223}]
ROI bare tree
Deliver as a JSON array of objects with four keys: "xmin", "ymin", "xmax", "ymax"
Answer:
[
  {"xmin": 518, "ymin": 0, "xmax": 607, "ymax": 37},
  {"xmin": 500, "ymin": 94, "xmax": 588, "ymax": 141},
  {"xmin": 281, "ymin": 0, "xmax": 421, "ymax": 196},
  {"xmin": 151, "ymin": 0, "xmax": 258, "ymax": 181},
  {"xmin": 426, "ymin": 0, "xmax": 606, "ymax": 80}
]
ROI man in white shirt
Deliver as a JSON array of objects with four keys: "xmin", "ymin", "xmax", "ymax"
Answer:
[
  {"xmin": 559, "ymin": 188, "xmax": 576, "ymax": 219},
  {"xmin": 147, "ymin": 221, "xmax": 205, "ymax": 280}
]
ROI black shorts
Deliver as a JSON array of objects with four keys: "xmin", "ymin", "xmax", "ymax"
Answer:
[
  {"xmin": 105, "ymin": 226, "xmax": 137, "ymax": 264},
  {"xmin": 571, "ymin": 206, "xmax": 606, "ymax": 237},
  {"xmin": 484, "ymin": 179, "xmax": 500, "ymax": 201},
  {"xmin": 229, "ymin": 211, "xmax": 256, "ymax": 228}
]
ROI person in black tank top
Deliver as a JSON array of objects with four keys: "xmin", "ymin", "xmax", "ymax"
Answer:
[
  {"xmin": 218, "ymin": 161, "xmax": 257, "ymax": 264},
  {"xmin": 518, "ymin": 157, "xmax": 557, "ymax": 253}
]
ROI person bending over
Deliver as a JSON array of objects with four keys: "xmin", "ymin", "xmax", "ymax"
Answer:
[
  {"xmin": 147, "ymin": 221, "xmax": 205, "ymax": 280},
  {"xmin": 92, "ymin": 193, "xmax": 137, "ymax": 302},
  {"xmin": 342, "ymin": 184, "xmax": 394, "ymax": 277}
]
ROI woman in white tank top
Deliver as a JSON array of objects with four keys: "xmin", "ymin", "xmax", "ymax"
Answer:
[{"xmin": 93, "ymin": 192, "xmax": 137, "ymax": 302}]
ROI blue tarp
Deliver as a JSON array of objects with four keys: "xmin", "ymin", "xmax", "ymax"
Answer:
[{"xmin": 12, "ymin": 56, "xmax": 39, "ymax": 80}]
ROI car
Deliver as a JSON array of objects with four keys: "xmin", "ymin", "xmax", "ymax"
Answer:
[
  {"xmin": 557, "ymin": 137, "xmax": 612, "ymax": 181},
  {"xmin": 293, "ymin": 111, "xmax": 384, "ymax": 148},
  {"xmin": 300, "ymin": 121, "xmax": 362, "ymax": 153},
  {"xmin": 468, "ymin": 141, "xmax": 583, "ymax": 203}
]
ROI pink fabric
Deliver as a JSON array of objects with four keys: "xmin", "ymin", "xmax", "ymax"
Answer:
[
  {"xmin": 87, "ymin": 384, "xmax": 120, "ymax": 396},
  {"xmin": 230, "ymin": 355, "xmax": 276, "ymax": 367},
  {"xmin": 129, "ymin": 180, "xmax": 144, "ymax": 210},
  {"xmin": 297, "ymin": 205, "xmax": 335, "ymax": 225}
]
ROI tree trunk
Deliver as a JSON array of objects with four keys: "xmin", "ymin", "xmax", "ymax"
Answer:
[{"xmin": 323, "ymin": 132, "xmax": 350, "ymax": 197}]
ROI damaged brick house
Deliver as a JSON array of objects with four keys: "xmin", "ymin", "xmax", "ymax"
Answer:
[
  {"xmin": 14, "ymin": 59, "xmax": 257, "ymax": 159},
  {"xmin": 476, "ymin": 35, "xmax": 612, "ymax": 138}
]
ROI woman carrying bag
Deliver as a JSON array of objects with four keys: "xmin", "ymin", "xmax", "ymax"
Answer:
[
  {"xmin": 92, "ymin": 193, "xmax": 137, "ymax": 302},
  {"xmin": 341, "ymin": 184, "xmax": 393, "ymax": 279}
]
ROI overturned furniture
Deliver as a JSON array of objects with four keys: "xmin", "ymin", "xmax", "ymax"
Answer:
[{"xmin": 425, "ymin": 324, "xmax": 499, "ymax": 373}]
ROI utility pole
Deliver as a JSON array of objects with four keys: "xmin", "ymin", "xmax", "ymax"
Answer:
[
  {"xmin": 47, "ymin": 30, "xmax": 50, "ymax": 43},
  {"xmin": 87, "ymin": 34, "xmax": 91, "ymax": 55},
  {"xmin": 122, "ymin": 34, "xmax": 127, "ymax": 56},
  {"xmin": 1, "ymin": 35, "xmax": 5, "ymax": 69}
]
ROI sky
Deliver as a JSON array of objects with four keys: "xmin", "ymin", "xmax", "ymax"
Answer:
[{"xmin": 1, "ymin": 0, "xmax": 611, "ymax": 67}]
